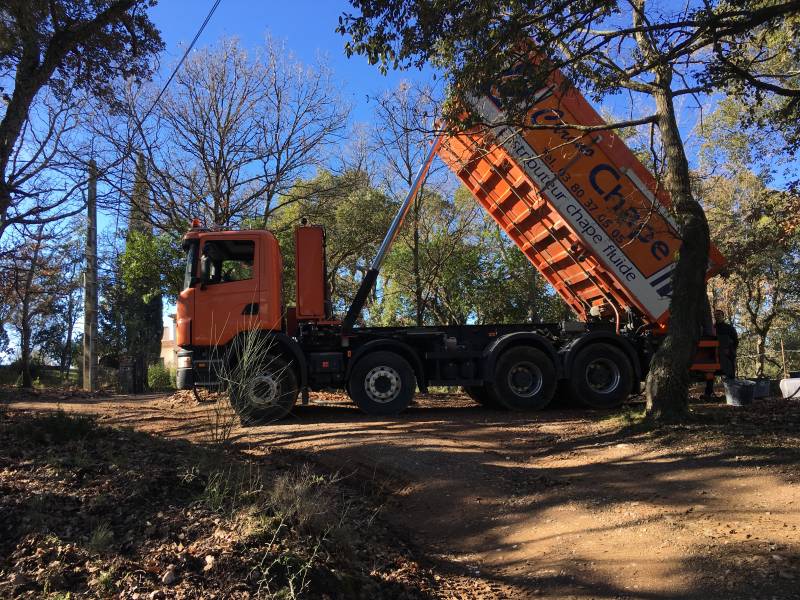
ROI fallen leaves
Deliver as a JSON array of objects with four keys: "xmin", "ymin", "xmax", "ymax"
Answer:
[{"xmin": 0, "ymin": 410, "xmax": 440, "ymax": 599}]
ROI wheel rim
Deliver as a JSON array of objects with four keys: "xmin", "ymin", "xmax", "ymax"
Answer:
[
  {"xmin": 365, "ymin": 365, "xmax": 401, "ymax": 404},
  {"xmin": 507, "ymin": 361, "xmax": 543, "ymax": 397},
  {"xmin": 245, "ymin": 374, "xmax": 280, "ymax": 407},
  {"xmin": 585, "ymin": 358, "xmax": 621, "ymax": 394}
]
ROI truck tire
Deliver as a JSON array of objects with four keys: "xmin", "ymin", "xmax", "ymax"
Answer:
[
  {"xmin": 569, "ymin": 343, "xmax": 633, "ymax": 409},
  {"xmin": 462, "ymin": 386, "xmax": 505, "ymax": 410},
  {"xmin": 348, "ymin": 351, "xmax": 415, "ymax": 416},
  {"xmin": 229, "ymin": 356, "xmax": 298, "ymax": 424},
  {"xmin": 489, "ymin": 346, "xmax": 557, "ymax": 411}
]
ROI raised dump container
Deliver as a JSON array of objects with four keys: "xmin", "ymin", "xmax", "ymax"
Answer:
[{"xmin": 438, "ymin": 71, "xmax": 726, "ymax": 327}]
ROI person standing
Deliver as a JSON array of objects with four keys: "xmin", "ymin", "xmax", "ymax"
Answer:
[{"xmin": 703, "ymin": 309, "xmax": 739, "ymax": 399}]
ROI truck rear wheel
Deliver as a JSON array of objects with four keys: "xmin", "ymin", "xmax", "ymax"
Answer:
[
  {"xmin": 462, "ymin": 386, "xmax": 505, "ymax": 409},
  {"xmin": 348, "ymin": 351, "xmax": 415, "ymax": 416},
  {"xmin": 229, "ymin": 355, "xmax": 298, "ymax": 424},
  {"xmin": 569, "ymin": 343, "xmax": 633, "ymax": 409},
  {"xmin": 489, "ymin": 346, "xmax": 556, "ymax": 411}
]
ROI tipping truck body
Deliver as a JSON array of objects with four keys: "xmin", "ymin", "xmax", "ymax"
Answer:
[
  {"xmin": 173, "ymin": 72, "xmax": 726, "ymax": 423},
  {"xmin": 437, "ymin": 71, "xmax": 725, "ymax": 328}
]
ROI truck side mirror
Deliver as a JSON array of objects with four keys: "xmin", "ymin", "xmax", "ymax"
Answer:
[{"xmin": 200, "ymin": 254, "xmax": 212, "ymax": 286}]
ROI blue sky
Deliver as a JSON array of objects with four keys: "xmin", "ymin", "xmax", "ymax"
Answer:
[
  {"xmin": 149, "ymin": 0, "xmax": 436, "ymax": 124},
  {"xmin": 146, "ymin": 1, "xmax": 712, "ymax": 171}
]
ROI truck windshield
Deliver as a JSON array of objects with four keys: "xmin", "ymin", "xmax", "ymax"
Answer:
[{"xmin": 182, "ymin": 240, "xmax": 198, "ymax": 290}]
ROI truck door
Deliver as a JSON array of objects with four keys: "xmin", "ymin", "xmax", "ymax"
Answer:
[
  {"xmin": 193, "ymin": 236, "xmax": 260, "ymax": 346},
  {"xmin": 175, "ymin": 238, "xmax": 199, "ymax": 347}
]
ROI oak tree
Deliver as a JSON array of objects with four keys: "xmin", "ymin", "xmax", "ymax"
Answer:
[
  {"xmin": 105, "ymin": 37, "xmax": 348, "ymax": 233},
  {"xmin": 338, "ymin": 0, "xmax": 800, "ymax": 420}
]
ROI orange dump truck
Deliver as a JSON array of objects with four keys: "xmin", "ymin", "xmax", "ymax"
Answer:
[{"xmin": 174, "ymin": 76, "xmax": 725, "ymax": 423}]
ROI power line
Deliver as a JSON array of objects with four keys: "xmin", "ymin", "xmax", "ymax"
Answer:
[
  {"xmin": 106, "ymin": 0, "xmax": 223, "ymax": 250},
  {"xmin": 140, "ymin": 0, "xmax": 224, "ymax": 124}
]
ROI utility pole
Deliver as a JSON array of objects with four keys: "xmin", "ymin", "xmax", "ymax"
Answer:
[{"xmin": 83, "ymin": 160, "xmax": 98, "ymax": 392}]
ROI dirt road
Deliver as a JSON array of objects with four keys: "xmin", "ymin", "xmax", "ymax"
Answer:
[{"xmin": 8, "ymin": 391, "xmax": 800, "ymax": 599}]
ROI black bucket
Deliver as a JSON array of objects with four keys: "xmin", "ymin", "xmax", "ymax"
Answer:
[
  {"xmin": 748, "ymin": 378, "xmax": 771, "ymax": 399},
  {"xmin": 724, "ymin": 379, "xmax": 756, "ymax": 406}
]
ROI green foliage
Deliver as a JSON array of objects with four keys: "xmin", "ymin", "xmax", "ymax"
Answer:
[
  {"xmin": 700, "ymin": 110, "xmax": 800, "ymax": 378},
  {"xmin": 266, "ymin": 170, "xmax": 395, "ymax": 316},
  {"xmin": 338, "ymin": 1, "xmax": 800, "ymax": 131},
  {"xmin": 147, "ymin": 362, "xmax": 175, "ymax": 391},
  {"xmin": 31, "ymin": 231, "xmax": 83, "ymax": 372},
  {"xmin": 119, "ymin": 230, "xmax": 184, "ymax": 301},
  {"xmin": 99, "ymin": 166, "xmax": 182, "ymax": 363},
  {"xmin": 97, "ymin": 267, "xmax": 127, "ymax": 360},
  {"xmin": 377, "ymin": 186, "xmax": 568, "ymax": 325},
  {"xmin": 267, "ymin": 167, "xmax": 568, "ymax": 326},
  {"xmin": 95, "ymin": 568, "xmax": 115, "ymax": 594},
  {"xmin": 1, "ymin": 224, "xmax": 84, "ymax": 387},
  {"xmin": 97, "ymin": 150, "xmax": 173, "ymax": 366},
  {"xmin": 0, "ymin": 1, "xmax": 163, "ymax": 102},
  {"xmin": 266, "ymin": 163, "xmax": 570, "ymax": 326},
  {"xmin": 709, "ymin": 13, "xmax": 800, "ymax": 157},
  {"xmin": 99, "ymin": 245, "xmax": 163, "ymax": 363}
]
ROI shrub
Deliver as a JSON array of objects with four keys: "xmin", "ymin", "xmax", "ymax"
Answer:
[
  {"xmin": 147, "ymin": 363, "xmax": 176, "ymax": 391},
  {"xmin": 201, "ymin": 463, "xmax": 265, "ymax": 513},
  {"xmin": 87, "ymin": 521, "xmax": 114, "ymax": 554},
  {"xmin": 268, "ymin": 465, "xmax": 337, "ymax": 536}
]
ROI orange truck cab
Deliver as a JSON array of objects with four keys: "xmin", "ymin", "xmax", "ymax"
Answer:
[
  {"xmin": 177, "ymin": 230, "xmax": 283, "ymax": 350},
  {"xmin": 174, "ymin": 68, "xmax": 726, "ymax": 424}
]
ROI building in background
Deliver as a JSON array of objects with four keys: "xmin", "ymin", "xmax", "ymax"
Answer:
[{"xmin": 160, "ymin": 314, "xmax": 177, "ymax": 369}]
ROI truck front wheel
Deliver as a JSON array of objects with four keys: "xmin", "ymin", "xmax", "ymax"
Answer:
[
  {"xmin": 489, "ymin": 346, "xmax": 557, "ymax": 410},
  {"xmin": 569, "ymin": 343, "xmax": 633, "ymax": 409},
  {"xmin": 348, "ymin": 351, "xmax": 415, "ymax": 416},
  {"xmin": 229, "ymin": 356, "xmax": 298, "ymax": 424}
]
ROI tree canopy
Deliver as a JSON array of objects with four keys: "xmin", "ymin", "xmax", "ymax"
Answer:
[
  {"xmin": 0, "ymin": 0, "xmax": 163, "ymax": 241},
  {"xmin": 338, "ymin": 1, "xmax": 800, "ymax": 125}
]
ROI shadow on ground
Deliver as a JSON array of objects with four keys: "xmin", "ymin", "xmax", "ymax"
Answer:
[
  {"xmin": 0, "ymin": 409, "xmax": 438, "ymax": 599},
  {"xmin": 5, "ymin": 391, "xmax": 799, "ymax": 599}
]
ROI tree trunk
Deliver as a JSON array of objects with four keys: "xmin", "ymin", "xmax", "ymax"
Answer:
[
  {"xmin": 20, "ymin": 308, "xmax": 33, "ymax": 389},
  {"xmin": 18, "ymin": 226, "xmax": 45, "ymax": 389},
  {"xmin": 61, "ymin": 297, "xmax": 76, "ymax": 380},
  {"xmin": 756, "ymin": 331, "xmax": 767, "ymax": 378},
  {"xmin": 644, "ymin": 85, "xmax": 711, "ymax": 422}
]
